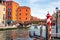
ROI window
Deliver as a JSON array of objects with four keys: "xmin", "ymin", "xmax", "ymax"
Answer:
[
  {"xmin": 19, "ymin": 13, "xmax": 21, "ymax": 15},
  {"xmin": 26, "ymin": 9, "xmax": 27, "ymax": 11},
  {"xmin": 26, "ymin": 18, "xmax": 27, "ymax": 20},
  {"xmin": 19, "ymin": 18, "xmax": 21, "ymax": 19},
  {"xmin": 0, "ymin": 1, "xmax": 2, "ymax": 3},
  {"xmin": 8, "ymin": 12, "xmax": 11, "ymax": 16},
  {"xmin": 26, "ymin": 13, "xmax": 28, "ymax": 16},
  {"xmin": 8, "ymin": 16, "xmax": 11, "ymax": 19},
  {"xmin": 59, "ymin": 15, "xmax": 60, "ymax": 17},
  {"xmin": 8, "ymin": 8, "xmax": 11, "ymax": 11},
  {"xmin": 3, "ymin": 14, "xmax": 5, "ymax": 20},
  {"xmin": 20, "ymin": 9, "xmax": 21, "ymax": 11},
  {"xmin": 8, "ymin": 3, "xmax": 11, "ymax": 6},
  {"xmin": 3, "ymin": 8, "xmax": 5, "ymax": 11}
]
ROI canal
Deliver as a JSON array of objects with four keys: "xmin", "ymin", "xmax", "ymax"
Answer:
[{"xmin": 0, "ymin": 25, "xmax": 46, "ymax": 40}]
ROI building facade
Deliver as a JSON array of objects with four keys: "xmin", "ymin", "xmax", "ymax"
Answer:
[
  {"xmin": 30, "ymin": 16, "xmax": 40, "ymax": 22},
  {"xmin": 0, "ymin": 2, "xmax": 6, "ymax": 25},
  {"xmin": 6, "ymin": 1, "xmax": 19, "ymax": 23},
  {"xmin": 17, "ymin": 6, "xmax": 31, "ymax": 24},
  {"xmin": 52, "ymin": 10, "xmax": 60, "ymax": 27}
]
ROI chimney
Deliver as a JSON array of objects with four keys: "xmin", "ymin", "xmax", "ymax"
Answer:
[
  {"xmin": 2, "ymin": 1, "xmax": 3, "ymax": 4},
  {"xmin": 0, "ymin": 0, "xmax": 4, "ymax": 4},
  {"xmin": 0, "ymin": 0, "xmax": 2, "ymax": 3}
]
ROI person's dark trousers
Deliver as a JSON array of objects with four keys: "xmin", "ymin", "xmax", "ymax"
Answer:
[
  {"xmin": 33, "ymin": 32, "xmax": 40, "ymax": 39},
  {"xmin": 29, "ymin": 33, "xmax": 34, "ymax": 38}
]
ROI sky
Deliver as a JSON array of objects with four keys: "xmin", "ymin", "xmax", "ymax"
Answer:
[{"xmin": 14, "ymin": 0, "xmax": 60, "ymax": 19}]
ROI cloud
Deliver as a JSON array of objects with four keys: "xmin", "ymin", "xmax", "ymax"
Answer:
[
  {"xmin": 28, "ymin": 0, "xmax": 47, "ymax": 4},
  {"xmin": 14, "ymin": 0, "xmax": 60, "ymax": 19},
  {"xmin": 31, "ymin": 0, "xmax": 60, "ymax": 19},
  {"xmin": 29, "ymin": 0, "xmax": 39, "ymax": 3}
]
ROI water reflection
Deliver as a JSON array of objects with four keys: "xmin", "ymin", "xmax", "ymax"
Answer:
[
  {"xmin": 28, "ymin": 25, "xmax": 46, "ymax": 40},
  {"xmin": 0, "ymin": 25, "xmax": 46, "ymax": 40},
  {"xmin": 0, "ymin": 31, "xmax": 6, "ymax": 40},
  {"xmin": 42, "ymin": 26, "xmax": 46, "ymax": 38}
]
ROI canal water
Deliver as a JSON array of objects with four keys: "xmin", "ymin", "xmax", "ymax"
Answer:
[{"xmin": 0, "ymin": 25, "xmax": 46, "ymax": 40}]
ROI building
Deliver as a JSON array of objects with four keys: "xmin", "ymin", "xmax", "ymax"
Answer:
[
  {"xmin": 5, "ymin": 1, "xmax": 19, "ymax": 23},
  {"xmin": 0, "ymin": 1, "xmax": 6, "ymax": 25},
  {"xmin": 30, "ymin": 16, "xmax": 46, "ymax": 25},
  {"xmin": 17, "ymin": 6, "xmax": 31, "ymax": 24},
  {"xmin": 30, "ymin": 16, "xmax": 40, "ymax": 22},
  {"xmin": 52, "ymin": 10, "xmax": 60, "ymax": 27}
]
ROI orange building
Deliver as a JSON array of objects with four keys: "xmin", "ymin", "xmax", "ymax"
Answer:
[
  {"xmin": 17, "ymin": 6, "xmax": 31, "ymax": 24},
  {"xmin": 6, "ymin": 1, "xmax": 19, "ymax": 22}
]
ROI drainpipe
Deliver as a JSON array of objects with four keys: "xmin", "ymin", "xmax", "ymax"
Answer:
[{"xmin": 56, "ymin": 7, "xmax": 58, "ymax": 37}]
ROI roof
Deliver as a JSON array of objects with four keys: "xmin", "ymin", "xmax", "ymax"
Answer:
[
  {"xmin": 18, "ymin": 6, "xmax": 30, "ymax": 9},
  {"xmin": 6, "ymin": 1, "xmax": 19, "ymax": 5}
]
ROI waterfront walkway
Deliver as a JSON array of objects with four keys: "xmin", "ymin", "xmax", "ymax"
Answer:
[{"xmin": 0, "ymin": 25, "xmax": 16, "ymax": 30}]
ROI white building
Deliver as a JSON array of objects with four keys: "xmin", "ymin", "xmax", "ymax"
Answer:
[{"xmin": 0, "ymin": 3, "xmax": 6, "ymax": 26}]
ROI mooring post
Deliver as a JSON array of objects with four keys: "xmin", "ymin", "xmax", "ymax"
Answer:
[{"xmin": 46, "ymin": 12, "xmax": 52, "ymax": 40}]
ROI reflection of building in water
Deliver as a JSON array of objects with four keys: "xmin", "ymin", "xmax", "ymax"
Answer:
[
  {"xmin": 0, "ymin": 31, "xmax": 6, "ymax": 40},
  {"xmin": 10, "ymin": 31, "xmax": 17, "ymax": 40},
  {"xmin": 34, "ymin": 26, "xmax": 38, "ymax": 29},
  {"xmin": 0, "ymin": 1, "xmax": 6, "ymax": 25}
]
